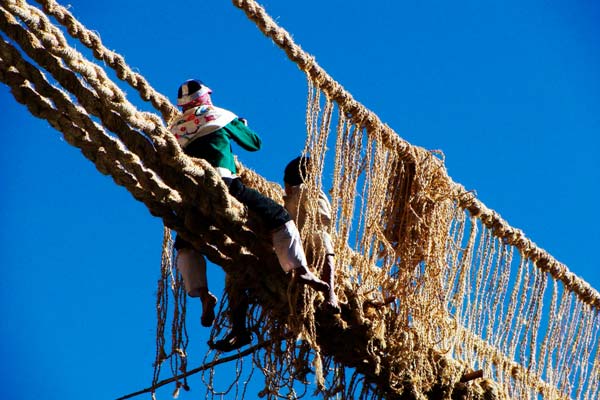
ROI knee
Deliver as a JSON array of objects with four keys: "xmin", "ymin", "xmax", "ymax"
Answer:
[{"xmin": 226, "ymin": 177, "xmax": 244, "ymax": 197}]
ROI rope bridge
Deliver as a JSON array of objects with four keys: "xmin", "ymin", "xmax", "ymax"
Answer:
[{"xmin": 1, "ymin": 0, "xmax": 598, "ymax": 399}]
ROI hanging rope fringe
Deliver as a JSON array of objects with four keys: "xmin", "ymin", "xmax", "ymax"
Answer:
[
  {"xmin": 230, "ymin": 0, "xmax": 600, "ymax": 312},
  {"xmin": 230, "ymin": 1, "xmax": 600, "ymax": 399},
  {"xmin": 1, "ymin": 0, "xmax": 599, "ymax": 399},
  {"xmin": 152, "ymin": 227, "xmax": 189, "ymax": 399}
]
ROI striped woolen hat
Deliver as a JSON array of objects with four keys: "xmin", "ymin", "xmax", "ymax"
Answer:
[{"xmin": 176, "ymin": 79, "xmax": 212, "ymax": 106}]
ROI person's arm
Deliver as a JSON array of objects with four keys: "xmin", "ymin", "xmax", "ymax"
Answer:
[{"xmin": 228, "ymin": 118, "xmax": 262, "ymax": 152}]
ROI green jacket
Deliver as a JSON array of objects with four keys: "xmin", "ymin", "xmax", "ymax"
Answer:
[{"xmin": 183, "ymin": 118, "xmax": 262, "ymax": 174}]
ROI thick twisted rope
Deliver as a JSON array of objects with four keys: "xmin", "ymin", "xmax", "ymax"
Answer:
[
  {"xmin": 3, "ymin": 1, "xmax": 599, "ymax": 398},
  {"xmin": 231, "ymin": 0, "xmax": 408, "ymax": 155},
  {"xmin": 231, "ymin": 0, "xmax": 600, "ymax": 311},
  {"xmin": 0, "ymin": 36, "xmax": 238, "ymax": 269},
  {"xmin": 0, "ymin": 1, "xmax": 275, "ymax": 277},
  {"xmin": 2, "ymin": 0, "xmax": 245, "ymax": 227},
  {"xmin": 32, "ymin": 0, "xmax": 178, "ymax": 123},
  {"xmin": 0, "ymin": 2, "xmax": 288, "ymax": 271},
  {"xmin": 0, "ymin": 37, "xmax": 183, "ymax": 224}
]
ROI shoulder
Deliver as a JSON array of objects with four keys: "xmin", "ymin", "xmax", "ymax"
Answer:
[{"xmin": 211, "ymin": 106, "xmax": 237, "ymax": 119}]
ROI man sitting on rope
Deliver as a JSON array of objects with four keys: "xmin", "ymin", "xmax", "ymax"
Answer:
[
  {"xmin": 168, "ymin": 79, "xmax": 330, "ymax": 351},
  {"xmin": 283, "ymin": 156, "xmax": 341, "ymax": 314},
  {"xmin": 196, "ymin": 155, "xmax": 344, "ymax": 353}
]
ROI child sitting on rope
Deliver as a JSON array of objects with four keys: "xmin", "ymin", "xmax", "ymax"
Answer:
[
  {"xmin": 283, "ymin": 156, "xmax": 340, "ymax": 314},
  {"xmin": 168, "ymin": 79, "xmax": 330, "ymax": 350}
]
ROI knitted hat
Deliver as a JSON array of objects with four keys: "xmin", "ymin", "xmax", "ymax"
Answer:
[
  {"xmin": 177, "ymin": 79, "xmax": 212, "ymax": 106},
  {"xmin": 284, "ymin": 156, "xmax": 309, "ymax": 186}
]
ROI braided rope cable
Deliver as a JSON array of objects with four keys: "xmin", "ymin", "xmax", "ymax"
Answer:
[
  {"xmin": 0, "ymin": 38, "xmax": 183, "ymax": 226},
  {"xmin": 0, "ymin": 35, "xmax": 263, "ymax": 281},
  {"xmin": 0, "ymin": 8, "xmax": 239, "ymax": 260},
  {"xmin": 1, "ymin": 0, "xmax": 252, "ymax": 229},
  {"xmin": 230, "ymin": 0, "xmax": 407, "ymax": 155},
  {"xmin": 4, "ymin": 0, "xmax": 161, "ymax": 131},
  {"xmin": 231, "ymin": 0, "xmax": 600, "ymax": 310},
  {"xmin": 0, "ymin": 7, "xmax": 229, "ymax": 223},
  {"xmin": 2, "ymin": 0, "xmax": 245, "ymax": 227},
  {"xmin": 32, "ymin": 0, "xmax": 178, "ymax": 123},
  {"xmin": 2, "ymin": 1, "xmax": 598, "ymax": 397},
  {"xmin": 0, "ymin": 2, "xmax": 271, "ymax": 279},
  {"xmin": 455, "ymin": 324, "xmax": 570, "ymax": 400},
  {"xmin": 0, "ymin": 58, "xmax": 237, "ymax": 282}
]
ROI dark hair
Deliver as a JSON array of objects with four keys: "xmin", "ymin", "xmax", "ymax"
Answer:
[{"xmin": 284, "ymin": 156, "xmax": 309, "ymax": 186}]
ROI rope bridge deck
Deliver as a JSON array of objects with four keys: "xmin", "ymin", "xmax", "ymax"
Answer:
[{"xmin": 1, "ymin": 0, "xmax": 598, "ymax": 398}]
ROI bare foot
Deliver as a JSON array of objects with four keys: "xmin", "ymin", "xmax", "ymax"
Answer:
[
  {"xmin": 200, "ymin": 293, "xmax": 217, "ymax": 327},
  {"xmin": 295, "ymin": 265, "xmax": 330, "ymax": 293},
  {"xmin": 325, "ymin": 295, "xmax": 341, "ymax": 314}
]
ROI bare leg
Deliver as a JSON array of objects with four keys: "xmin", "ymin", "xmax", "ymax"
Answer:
[
  {"xmin": 198, "ymin": 287, "xmax": 217, "ymax": 327},
  {"xmin": 176, "ymin": 248, "xmax": 216, "ymax": 327}
]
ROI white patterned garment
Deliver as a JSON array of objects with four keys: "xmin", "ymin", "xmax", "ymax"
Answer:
[{"xmin": 169, "ymin": 105, "xmax": 237, "ymax": 147}]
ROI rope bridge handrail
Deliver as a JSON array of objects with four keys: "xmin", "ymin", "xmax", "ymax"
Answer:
[
  {"xmin": 231, "ymin": 0, "xmax": 600, "ymax": 311},
  {"xmin": 1, "ymin": 0, "xmax": 599, "ymax": 399}
]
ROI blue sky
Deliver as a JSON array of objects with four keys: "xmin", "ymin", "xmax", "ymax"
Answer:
[{"xmin": 1, "ymin": 0, "xmax": 599, "ymax": 399}]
